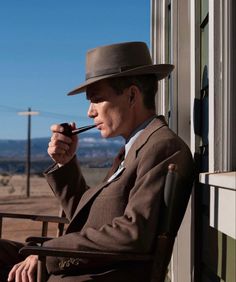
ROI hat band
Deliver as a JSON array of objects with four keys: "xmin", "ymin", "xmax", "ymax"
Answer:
[{"xmin": 86, "ymin": 65, "xmax": 144, "ymax": 80}]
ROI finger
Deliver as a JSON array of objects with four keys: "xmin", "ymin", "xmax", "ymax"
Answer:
[
  {"xmin": 50, "ymin": 124, "xmax": 65, "ymax": 133},
  {"xmin": 48, "ymin": 145, "xmax": 68, "ymax": 157},
  {"xmin": 69, "ymin": 122, "xmax": 77, "ymax": 130},
  {"xmin": 48, "ymin": 140, "xmax": 69, "ymax": 155},
  {"xmin": 14, "ymin": 270, "xmax": 22, "ymax": 282},
  {"xmin": 15, "ymin": 263, "xmax": 27, "ymax": 282},
  {"xmin": 51, "ymin": 132, "xmax": 72, "ymax": 144},
  {"xmin": 15, "ymin": 261, "xmax": 33, "ymax": 282},
  {"xmin": 27, "ymin": 258, "xmax": 38, "ymax": 282},
  {"xmin": 48, "ymin": 143, "xmax": 70, "ymax": 157},
  {"xmin": 50, "ymin": 123, "xmax": 76, "ymax": 135},
  {"xmin": 21, "ymin": 268, "xmax": 30, "ymax": 282},
  {"xmin": 49, "ymin": 138, "xmax": 71, "ymax": 150},
  {"xmin": 8, "ymin": 263, "xmax": 21, "ymax": 281}
]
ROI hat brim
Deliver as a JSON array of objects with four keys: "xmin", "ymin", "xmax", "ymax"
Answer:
[{"xmin": 67, "ymin": 64, "xmax": 174, "ymax": 95}]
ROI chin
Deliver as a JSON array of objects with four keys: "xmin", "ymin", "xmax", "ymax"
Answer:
[
  {"xmin": 100, "ymin": 130, "xmax": 117, "ymax": 139},
  {"xmin": 100, "ymin": 130, "xmax": 110, "ymax": 139}
]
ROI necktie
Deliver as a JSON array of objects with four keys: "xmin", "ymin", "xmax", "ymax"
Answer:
[{"xmin": 103, "ymin": 146, "xmax": 125, "ymax": 182}]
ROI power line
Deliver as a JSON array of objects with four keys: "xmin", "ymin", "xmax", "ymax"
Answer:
[
  {"xmin": 0, "ymin": 104, "xmax": 23, "ymax": 113},
  {"xmin": 0, "ymin": 104, "xmax": 83, "ymax": 120},
  {"xmin": 36, "ymin": 110, "xmax": 83, "ymax": 120}
]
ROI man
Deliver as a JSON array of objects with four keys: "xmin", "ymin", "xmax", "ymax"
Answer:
[{"xmin": 2, "ymin": 42, "xmax": 194, "ymax": 281}]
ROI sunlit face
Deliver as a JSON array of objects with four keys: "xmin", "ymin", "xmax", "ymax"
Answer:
[{"xmin": 86, "ymin": 80, "xmax": 133, "ymax": 139}]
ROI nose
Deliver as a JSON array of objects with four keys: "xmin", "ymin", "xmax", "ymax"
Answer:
[{"xmin": 87, "ymin": 103, "xmax": 97, "ymax": 118}]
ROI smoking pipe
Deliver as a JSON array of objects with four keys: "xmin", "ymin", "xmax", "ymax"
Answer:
[{"xmin": 60, "ymin": 123, "xmax": 97, "ymax": 137}]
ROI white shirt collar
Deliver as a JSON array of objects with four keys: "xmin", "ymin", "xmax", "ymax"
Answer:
[{"xmin": 124, "ymin": 116, "xmax": 156, "ymax": 158}]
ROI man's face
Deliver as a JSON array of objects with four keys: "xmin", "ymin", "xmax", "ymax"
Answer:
[{"xmin": 86, "ymin": 80, "xmax": 133, "ymax": 139}]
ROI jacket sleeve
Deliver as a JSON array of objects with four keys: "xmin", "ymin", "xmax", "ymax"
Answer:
[{"xmin": 44, "ymin": 156, "xmax": 88, "ymax": 220}]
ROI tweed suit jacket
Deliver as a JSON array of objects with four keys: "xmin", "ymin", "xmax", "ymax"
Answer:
[{"xmin": 44, "ymin": 116, "xmax": 194, "ymax": 276}]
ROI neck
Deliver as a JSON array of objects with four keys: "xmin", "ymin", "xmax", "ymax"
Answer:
[{"xmin": 123, "ymin": 110, "xmax": 156, "ymax": 140}]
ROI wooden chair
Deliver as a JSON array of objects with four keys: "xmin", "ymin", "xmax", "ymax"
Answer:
[{"xmin": 19, "ymin": 164, "xmax": 194, "ymax": 282}]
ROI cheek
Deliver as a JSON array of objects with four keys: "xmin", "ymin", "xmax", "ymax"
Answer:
[
  {"xmin": 110, "ymin": 108, "xmax": 125, "ymax": 127},
  {"xmin": 102, "ymin": 104, "xmax": 122, "ymax": 125},
  {"xmin": 101, "ymin": 111, "xmax": 124, "ymax": 137},
  {"xmin": 99, "ymin": 99, "xmax": 129, "ymax": 137}
]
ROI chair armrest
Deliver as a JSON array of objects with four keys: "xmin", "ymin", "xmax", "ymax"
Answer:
[
  {"xmin": 0, "ymin": 212, "xmax": 69, "ymax": 224},
  {"xmin": 20, "ymin": 246, "xmax": 152, "ymax": 262},
  {"xmin": 0, "ymin": 212, "xmax": 69, "ymax": 238},
  {"xmin": 25, "ymin": 236, "xmax": 54, "ymax": 244}
]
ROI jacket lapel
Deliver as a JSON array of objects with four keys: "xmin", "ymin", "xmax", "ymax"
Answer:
[
  {"xmin": 124, "ymin": 115, "xmax": 167, "ymax": 168},
  {"xmin": 69, "ymin": 180, "xmax": 109, "ymax": 223}
]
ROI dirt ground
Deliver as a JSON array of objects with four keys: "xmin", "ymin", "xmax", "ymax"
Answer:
[{"xmin": 0, "ymin": 168, "xmax": 108, "ymax": 243}]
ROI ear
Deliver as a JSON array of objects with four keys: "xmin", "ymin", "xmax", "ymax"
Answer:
[{"xmin": 128, "ymin": 85, "xmax": 139, "ymax": 105}]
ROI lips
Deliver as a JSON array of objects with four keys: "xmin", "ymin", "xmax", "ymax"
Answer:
[{"xmin": 96, "ymin": 123, "xmax": 102, "ymax": 130}]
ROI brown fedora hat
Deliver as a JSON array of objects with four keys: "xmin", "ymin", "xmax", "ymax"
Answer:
[{"xmin": 67, "ymin": 41, "xmax": 174, "ymax": 95}]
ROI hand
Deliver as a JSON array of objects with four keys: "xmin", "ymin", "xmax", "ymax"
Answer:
[
  {"xmin": 48, "ymin": 122, "xmax": 78, "ymax": 165},
  {"xmin": 8, "ymin": 255, "xmax": 38, "ymax": 282}
]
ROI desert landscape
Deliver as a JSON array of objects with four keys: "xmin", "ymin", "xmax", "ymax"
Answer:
[{"xmin": 0, "ymin": 167, "xmax": 108, "ymax": 242}]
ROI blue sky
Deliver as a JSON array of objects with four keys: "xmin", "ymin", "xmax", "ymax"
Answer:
[{"xmin": 0, "ymin": 0, "xmax": 150, "ymax": 139}]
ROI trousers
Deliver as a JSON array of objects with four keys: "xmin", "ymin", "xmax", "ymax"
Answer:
[{"xmin": 0, "ymin": 239, "xmax": 25, "ymax": 281}]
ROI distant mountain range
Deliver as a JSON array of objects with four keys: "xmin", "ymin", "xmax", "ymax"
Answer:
[{"xmin": 0, "ymin": 132, "xmax": 124, "ymax": 173}]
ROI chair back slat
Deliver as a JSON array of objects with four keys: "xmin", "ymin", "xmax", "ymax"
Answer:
[{"xmin": 151, "ymin": 164, "xmax": 194, "ymax": 281}]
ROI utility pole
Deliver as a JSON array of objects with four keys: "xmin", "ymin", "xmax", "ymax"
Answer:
[{"xmin": 18, "ymin": 108, "xmax": 39, "ymax": 197}]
